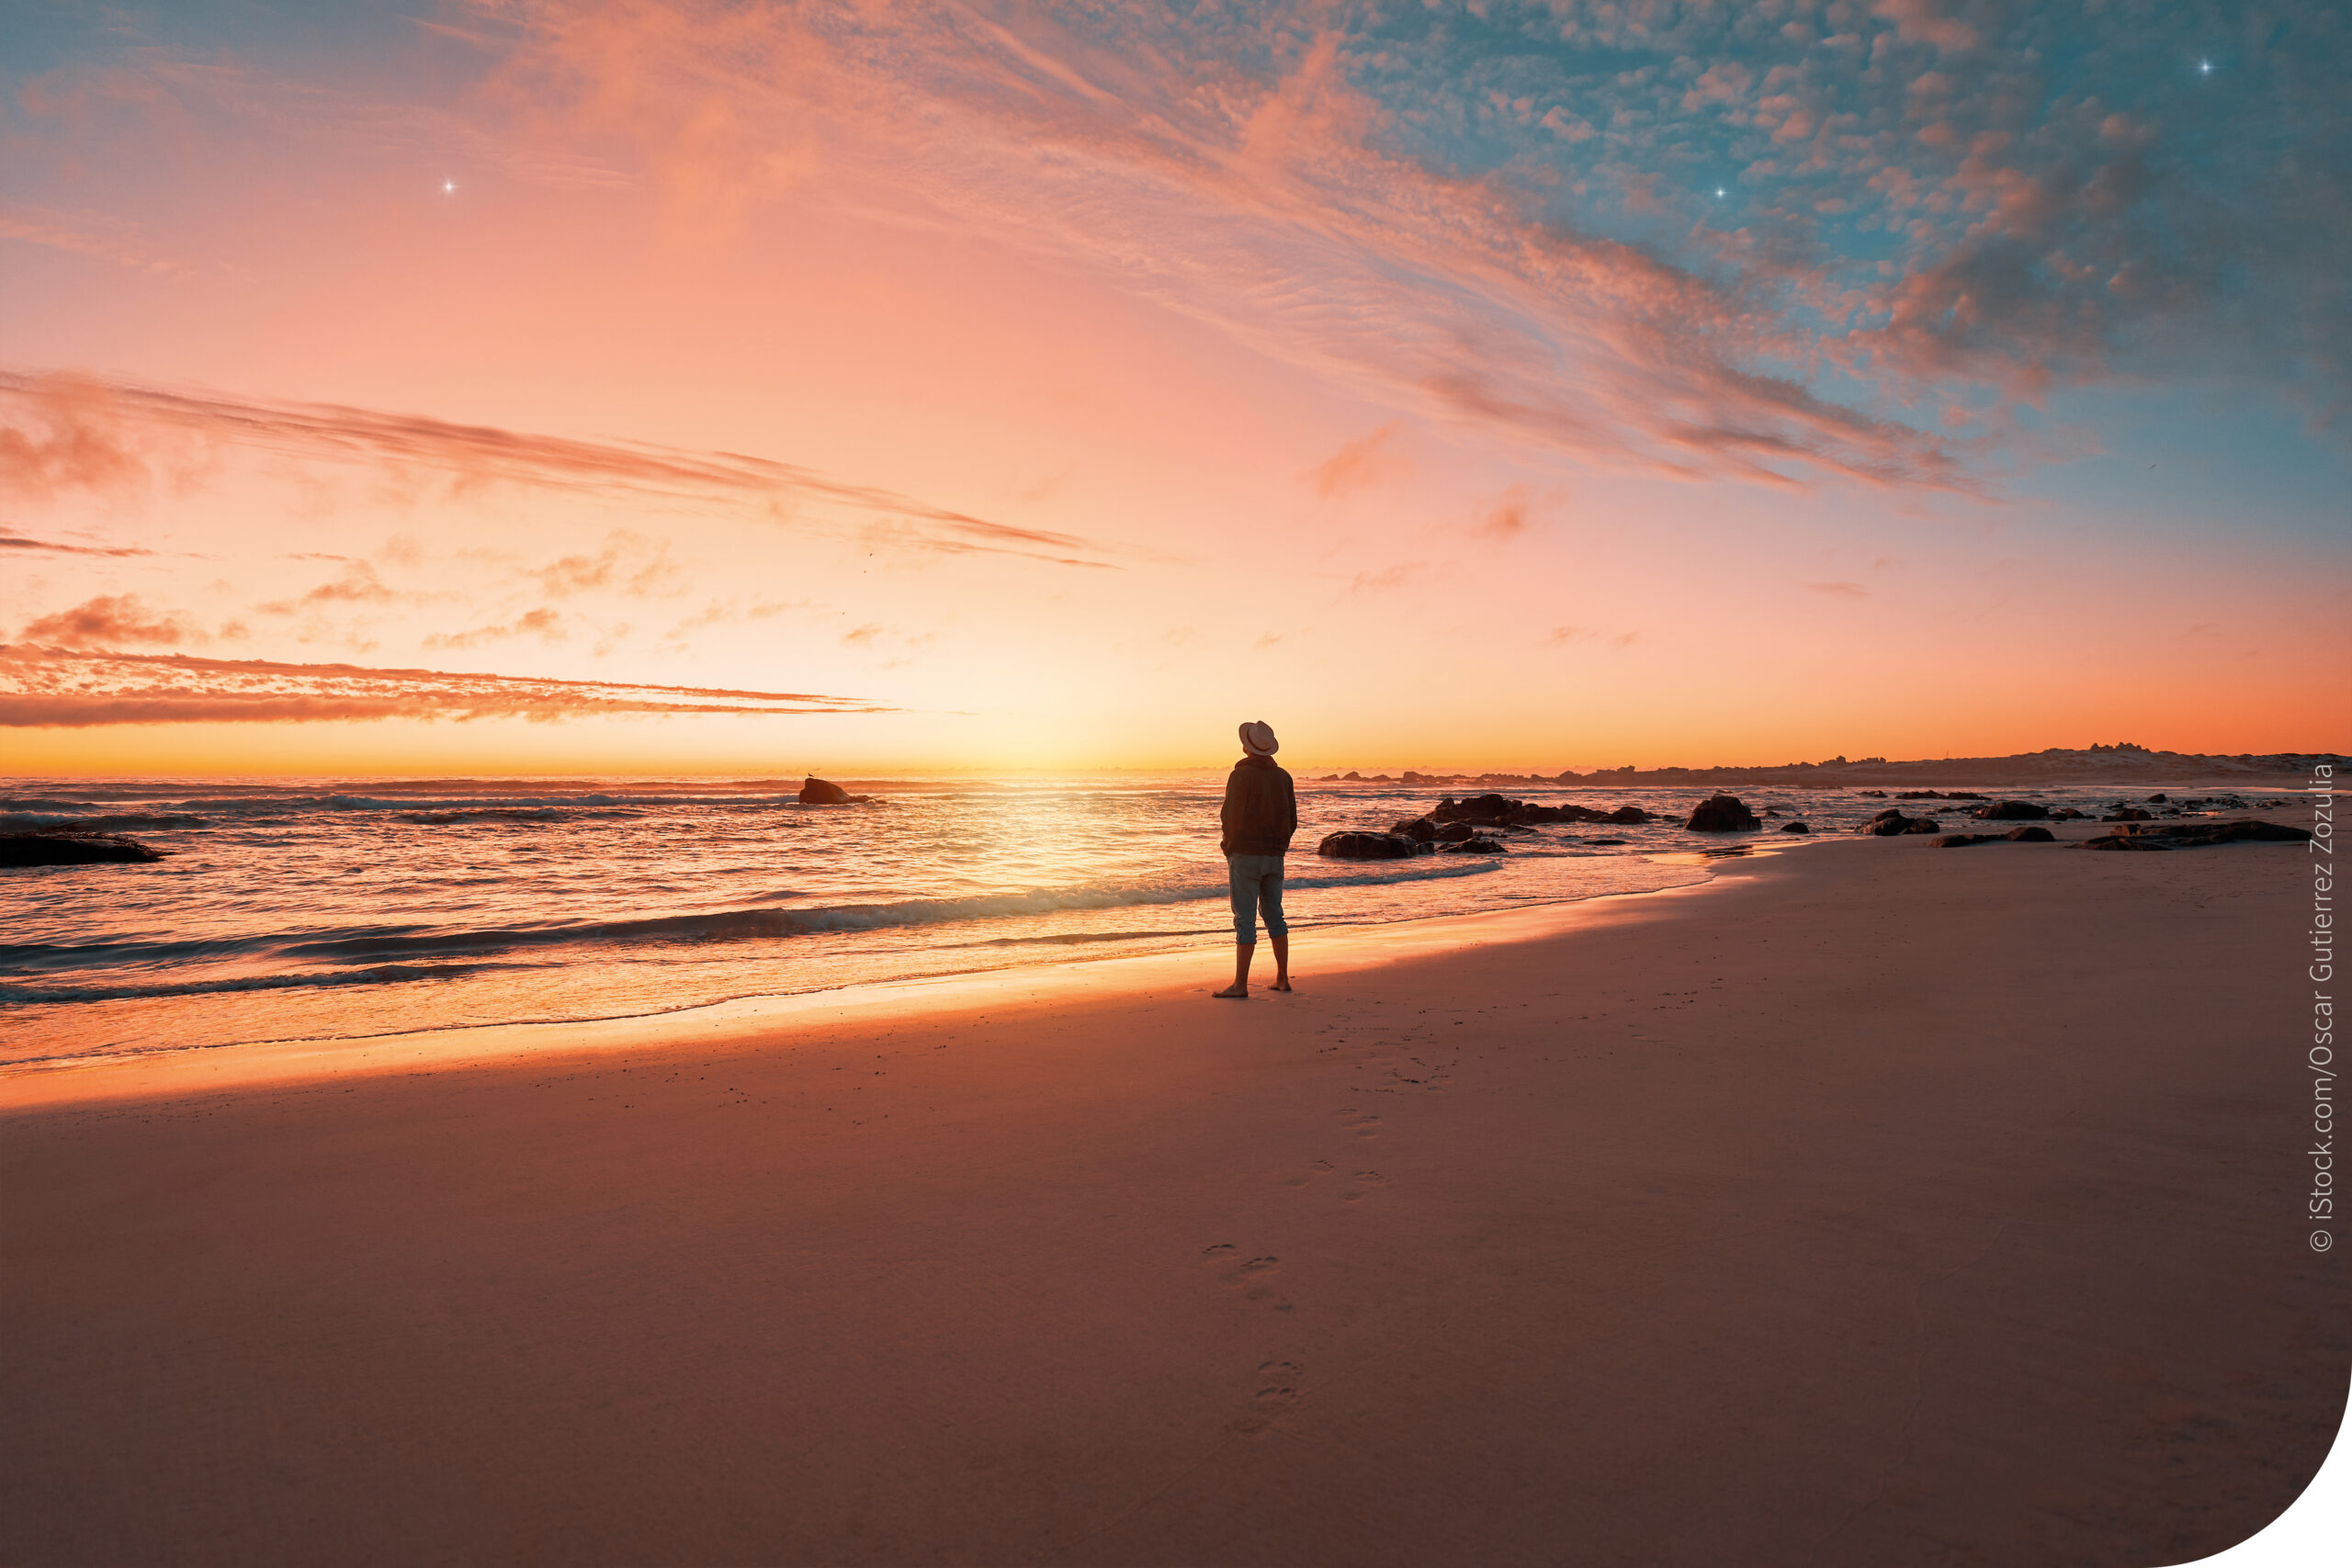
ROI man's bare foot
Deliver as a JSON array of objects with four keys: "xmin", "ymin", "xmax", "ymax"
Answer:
[
  {"xmin": 1212, "ymin": 985, "xmax": 1249, "ymax": 998},
  {"xmin": 1270, "ymin": 978, "xmax": 1293, "ymax": 992}
]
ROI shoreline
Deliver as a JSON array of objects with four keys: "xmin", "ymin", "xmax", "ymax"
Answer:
[
  {"xmin": 5, "ymin": 820, "xmax": 2341, "ymax": 1564},
  {"xmin": 0, "ymin": 845, "xmax": 1765, "ymax": 1111}
]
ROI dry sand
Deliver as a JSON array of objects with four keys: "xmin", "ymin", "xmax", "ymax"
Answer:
[{"xmin": 4, "ymin": 828, "xmax": 2344, "ymax": 1566}]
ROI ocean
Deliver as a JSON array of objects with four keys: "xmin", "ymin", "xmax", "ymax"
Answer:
[{"xmin": 0, "ymin": 774, "xmax": 2207, "ymax": 1069}]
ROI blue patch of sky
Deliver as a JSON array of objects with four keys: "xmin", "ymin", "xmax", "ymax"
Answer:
[{"xmin": 2011, "ymin": 385, "xmax": 2352, "ymax": 548}]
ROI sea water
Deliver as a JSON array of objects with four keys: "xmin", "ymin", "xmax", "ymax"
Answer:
[{"xmin": 0, "ymin": 774, "xmax": 2180, "ymax": 1067}]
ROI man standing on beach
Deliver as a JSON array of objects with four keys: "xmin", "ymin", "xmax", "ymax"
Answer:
[{"xmin": 1215, "ymin": 720, "xmax": 1297, "ymax": 998}]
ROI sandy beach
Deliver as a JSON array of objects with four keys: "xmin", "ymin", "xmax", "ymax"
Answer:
[{"xmin": 4, "ymin": 826, "xmax": 2342, "ymax": 1566}]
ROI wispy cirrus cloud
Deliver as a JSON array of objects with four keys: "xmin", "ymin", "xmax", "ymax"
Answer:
[
  {"xmin": 0, "ymin": 528, "xmax": 152, "ymax": 558},
  {"xmin": 0, "ymin": 643, "xmax": 891, "ymax": 726},
  {"xmin": 0, "ymin": 202, "xmax": 185, "ymax": 275},
  {"xmin": 473, "ymin": 0, "xmax": 2349, "ymax": 486},
  {"xmin": 0, "ymin": 367, "xmax": 1130, "ymax": 569}
]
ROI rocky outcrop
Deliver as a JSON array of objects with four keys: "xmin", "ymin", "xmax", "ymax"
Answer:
[
  {"xmin": 1780, "ymin": 821, "xmax": 1811, "ymax": 833},
  {"xmin": 798, "ymin": 775, "xmax": 875, "ymax": 805},
  {"xmin": 1442, "ymin": 835, "xmax": 1507, "ymax": 854},
  {"xmin": 1972, "ymin": 800, "xmax": 2049, "ymax": 820},
  {"xmin": 2087, "ymin": 819, "xmax": 2313, "ymax": 850},
  {"xmin": 1933, "ymin": 826, "xmax": 2058, "ymax": 847},
  {"xmin": 1430, "ymin": 794, "xmax": 1654, "ymax": 827},
  {"xmin": 1, "ymin": 831, "xmax": 164, "ymax": 866},
  {"xmin": 1684, "ymin": 794, "xmax": 1759, "ymax": 832},
  {"xmin": 1317, "ymin": 831, "xmax": 1424, "ymax": 860},
  {"xmin": 1390, "ymin": 817, "xmax": 1439, "ymax": 842},
  {"xmin": 1857, "ymin": 808, "xmax": 1940, "ymax": 836},
  {"xmin": 2101, "ymin": 807, "xmax": 2154, "ymax": 822}
]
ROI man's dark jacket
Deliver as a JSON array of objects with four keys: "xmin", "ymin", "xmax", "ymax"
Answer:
[{"xmin": 1220, "ymin": 754, "xmax": 1297, "ymax": 855}]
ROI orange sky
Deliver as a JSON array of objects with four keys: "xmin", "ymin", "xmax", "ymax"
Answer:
[{"xmin": 4, "ymin": 2, "xmax": 2345, "ymax": 774}]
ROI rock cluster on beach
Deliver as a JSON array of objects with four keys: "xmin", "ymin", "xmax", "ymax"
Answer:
[
  {"xmin": 2081, "ymin": 819, "xmax": 2313, "ymax": 852},
  {"xmin": 1319, "ymin": 791, "xmax": 1670, "ymax": 859},
  {"xmin": 1318, "ymin": 818, "xmax": 1510, "ymax": 858},
  {"xmin": 1, "ymin": 830, "xmax": 164, "ymax": 866},
  {"xmin": 1970, "ymin": 801, "xmax": 2050, "ymax": 820}
]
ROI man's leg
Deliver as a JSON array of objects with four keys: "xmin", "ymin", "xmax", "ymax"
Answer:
[
  {"xmin": 1263, "ymin": 865, "xmax": 1292, "ymax": 991},
  {"xmin": 1214, "ymin": 853, "xmax": 1256, "ymax": 998}
]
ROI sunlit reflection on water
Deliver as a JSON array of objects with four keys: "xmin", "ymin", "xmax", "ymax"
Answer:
[{"xmin": 0, "ymin": 774, "xmax": 2181, "ymax": 1066}]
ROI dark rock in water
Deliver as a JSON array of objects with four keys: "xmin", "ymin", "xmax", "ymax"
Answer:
[
  {"xmin": 2101, "ymin": 807, "xmax": 2154, "ymax": 822},
  {"xmin": 2050, "ymin": 807, "xmax": 2086, "ymax": 820},
  {"xmin": 1588, "ymin": 837, "xmax": 1628, "ymax": 846},
  {"xmin": 2005, "ymin": 826, "xmax": 2057, "ymax": 841},
  {"xmin": 1432, "ymin": 793, "xmax": 1516, "ymax": 824},
  {"xmin": 1429, "ymin": 794, "xmax": 1652, "ymax": 828},
  {"xmin": 2146, "ymin": 793, "xmax": 2168, "ymax": 803},
  {"xmin": 1, "ymin": 831, "xmax": 164, "ymax": 866},
  {"xmin": 1896, "ymin": 791, "xmax": 1940, "ymax": 800},
  {"xmin": 1442, "ymin": 835, "xmax": 1506, "ymax": 854},
  {"xmin": 1933, "ymin": 833, "xmax": 1998, "ymax": 848},
  {"xmin": 1858, "ymin": 790, "xmax": 1887, "ymax": 798},
  {"xmin": 799, "ymin": 774, "xmax": 853, "ymax": 805},
  {"xmin": 1857, "ymin": 808, "xmax": 1939, "ymax": 836},
  {"xmin": 1317, "ymin": 830, "xmax": 1420, "ymax": 860},
  {"xmin": 1390, "ymin": 817, "xmax": 1438, "ymax": 842},
  {"xmin": 1685, "ymin": 794, "xmax": 1759, "ymax": 832},
  {"xmin": 1973, "ymin": 800, "xmax": 2049, "ymax": 820},
  {"xmin": 1433, "ymin": 821, "xmax": 1477, "ymax": 843},
  {"xmin": 1781, "ymin": 821, "xmax": 1811, "ymax": 833}
]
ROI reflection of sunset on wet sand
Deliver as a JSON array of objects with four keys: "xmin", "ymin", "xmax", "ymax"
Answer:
[{"xmin": 3, "ymin": 2, "xmax": 2346, "ymax": 1562}]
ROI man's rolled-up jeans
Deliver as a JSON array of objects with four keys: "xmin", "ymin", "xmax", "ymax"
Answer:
[{"xmin": 1226, "ymin": 852, "xmax": 1288, "ymax": 942}]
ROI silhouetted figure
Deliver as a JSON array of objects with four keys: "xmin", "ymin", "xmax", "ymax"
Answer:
[{"xmin": 1213, "ymin": 720, "xmax": 1296, "ymax": 998}]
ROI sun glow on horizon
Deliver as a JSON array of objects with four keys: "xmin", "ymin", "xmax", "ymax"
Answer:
[{"xmin": 1, "ymin": 2, "xmax": 2344, "ymax": 774}]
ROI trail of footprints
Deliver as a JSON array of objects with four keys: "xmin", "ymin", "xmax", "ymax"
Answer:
[{"xmin": 1199, "ymin": 1106, "xmax": 1398, "ymax": 1435}]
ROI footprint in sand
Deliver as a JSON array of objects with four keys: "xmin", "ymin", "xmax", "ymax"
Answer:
[
  {"xmin": 1227, "ymin": 1255, "xmax": 1291, "ymax": 1308},
  {"xmin": 1283, "ymin": 1158, "xmax": 1337, "ymax": 1188},
  {"xmin": 1340, "ymin": 1169, "xmax": 1385, "ymax": 1202},
  {"xmin": 1337, "ymin": 1111, "xmax": 1382, "ymax": 1138},
  {"xmin": 1234, "ymin": 1359, "xmax": 1306, "ymax": 1436}
]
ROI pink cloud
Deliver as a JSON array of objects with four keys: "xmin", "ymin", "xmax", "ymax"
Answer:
[
  {"xmin": 0, "ymin": 644, "xmax": 890, "ymax": 726},
  {"xmin": 1305, "ymin": 426, "xmax": 1406, "ymax": 498},
  {"xmin": 0, "ymin": 368, "xmax": 1130, "ymax": 569},
  {"xmin": 18, "ymin": 593, "xmax": 191, "ymax": 649}
]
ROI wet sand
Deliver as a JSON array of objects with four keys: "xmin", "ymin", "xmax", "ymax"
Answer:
[{"xmin": 3, "ymin": 828, "xmax": 2342, "ymax": 1565}]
